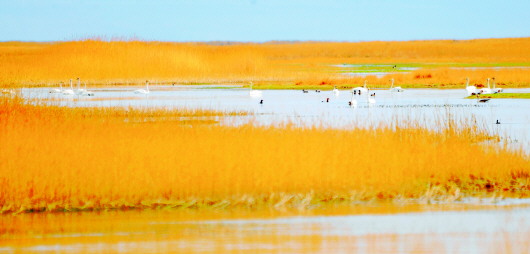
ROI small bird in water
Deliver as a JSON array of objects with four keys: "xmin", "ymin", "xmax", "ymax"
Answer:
[
  {"xmin": 496, "ymin": 120, "xmax": 500, "ymax": 124},
  {"xmin": 259, "ymin": 99, "xmax": 263, "ymax": 104},
  {"xmin": 302, "ymin": 89, "xmax": 308, "ymax": 93}
]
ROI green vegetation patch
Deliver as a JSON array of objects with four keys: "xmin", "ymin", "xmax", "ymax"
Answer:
[{"xmin": 465, "ymin": 93, "xmax": 530, "ymax": 99}]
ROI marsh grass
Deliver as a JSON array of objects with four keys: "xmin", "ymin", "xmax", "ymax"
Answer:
[
  {"xmin": 466, "ymin": 93, "xmax": 530, "ymax": 99},
  {"xmin": 0, "ymin": 96, "xmax": 529, "ymax": 214},
  {"xmin": 1, "ymin": 38, "xmax": 530, "ymax": 89}
]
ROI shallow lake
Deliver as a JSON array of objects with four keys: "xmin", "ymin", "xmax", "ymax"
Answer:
[
  {"xmin": 22, "ymin": 86, "xmax": 530, "ymax": 151},
  {"xmin": 1, "ymin": 200, "xmax": 530, "ymax": 253},
  {"xmin": 6, "ymin": 86, "xmax": 530, "ymax": 253}
]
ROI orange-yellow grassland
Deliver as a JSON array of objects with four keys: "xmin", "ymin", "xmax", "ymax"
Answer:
[
  {"xmin": 1, "ymin": 37, "xmax": 530, "ymax": 89},
  {"xmin": 1, "ymin": 96, "xmax": 529, "ymax": 214}
]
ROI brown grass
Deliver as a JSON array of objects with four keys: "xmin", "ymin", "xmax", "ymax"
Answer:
[
  {"xmin": 0, "ymin": 96, "xmax": 529, "ymax": 214},
  {"xmin": 1, "ymin": 38, "xmax": 530, "ymax": 88}
]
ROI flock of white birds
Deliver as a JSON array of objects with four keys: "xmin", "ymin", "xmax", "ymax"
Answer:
[
  {"xmin": 465, "ymin": 77, "xmax": 504, "ymax": 96},
  {"xmin": 49, "ymin": 79, "xmax": 150, "ymax": 96},
  {"xmin": 49, "ymin": 78, "xmax": 96, "ymax": 96},
  {"xmin": 42, "ymin": 78, "xmax": 503, "ymax": 104}
]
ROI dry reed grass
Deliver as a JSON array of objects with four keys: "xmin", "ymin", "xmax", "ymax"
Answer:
[
  {"xmin": 293, "ymin": 67, "xmax": 530, "ymax": 89},
  {"xmin": 1, "ymin": 38, "xmax": 530, "ymax": 88},
  {"xmin": 1, "ymin": 96, "xmax": 529, "ymax": 214}
]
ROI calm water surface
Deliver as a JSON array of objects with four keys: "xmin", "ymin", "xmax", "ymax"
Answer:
[
  {"xmin": 9, "ymin": 86, "xmax": 530, "ymax": 253},
  {"xmin": 1, "ymin": 201, "xmax": 530, "ymax": 253},
  {"xmin": 23, "ymin": 86, "xmax": 530, "ymax": 150}
]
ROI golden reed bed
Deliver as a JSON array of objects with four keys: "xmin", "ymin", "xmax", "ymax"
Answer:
[
  {"xmin": 1, "ymin": 37, "xmax": 530, "ymax": 88},
  {"xmin": 0, "ymin": 96, "xmax": 529, "ymax": 214}
]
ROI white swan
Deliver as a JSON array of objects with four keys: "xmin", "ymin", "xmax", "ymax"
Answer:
[
  {"xmin": 49, "ymin": 82, "xmax": 63, "ymax": 93},
  {"xmin": 75, "ymin": 78, "xmax": 86, "ymax": 95},
  {"xmin": 389, "ymin": 78, "xmax": 404, "ymax": 92},
  {"xmin": 368, "ymin": 95, "xmax": 376, "ymax": 104},
  {"xmin": 249, "ymin": 82, "xmax": 262, "ymax": 98},
  {"xmin": 80, "ymin": 82, "xmax": 95, "ymax": 96},
  {"xmin": 366, "ymin": 90, "xmax": 376, "ymax": 104},
  {"xmin": 62, "ymin": 79, "xmax": 75, "ymax": 95},
  {"xmin": 134, "ymin": 80, "xmax": 150, "ymax": 94},
  {"xmin": 332, "ymin": 86, "xmax": 340, "ymax": 97},
  {"xmin": 465, "ymin": 77, "xmax": 478, "ymax": 96},
  {"xmin": 491, "ymin": 77, "xmax": 503, "ymax": 93},
  {"xmin": 478, "ymin": 78, "xmax": 493, "ymax": 94},
  {"xmin": 353, "ymin": 80, "xmax": 369, "ymax": 94}
]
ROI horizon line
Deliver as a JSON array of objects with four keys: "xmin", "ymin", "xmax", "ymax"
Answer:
[{"xmin": 2, "ymin": 36, "xmax": 530, "ymax": 44}]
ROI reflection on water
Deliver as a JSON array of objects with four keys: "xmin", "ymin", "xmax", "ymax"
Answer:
[
  {"xmin": 1, "ymin": 203, "xmax": 529, "ymax": 253},
  {"xmin": 21, "ymin": 86, "xmax": 530, "ymax": 151}
]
